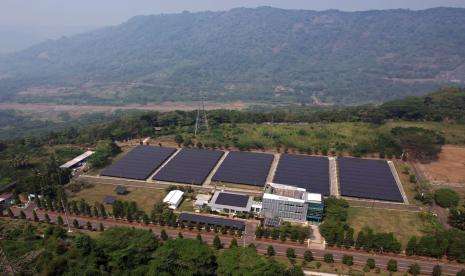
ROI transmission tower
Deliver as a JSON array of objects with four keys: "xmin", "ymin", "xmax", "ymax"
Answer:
[{"xmin": 194, "ymin": 95, "xmax": 209, "ymax": 136}]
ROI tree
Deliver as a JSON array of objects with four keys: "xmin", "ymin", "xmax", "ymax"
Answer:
[
  {"xmin": 304, "ymin": 250, "xmax": 314, "ymax": 262},
  {"xmin": 366, "ymin": 258, "xmax": 376, "ymax": 269},
  {"xmin": 406, "ymin": 236, "xmax": 417, "ymax": 256},
  {"xmin": 98, "ymin": 227, "xmax": 159, "ymax": 270},
  {"xmin": 287, "ymin": 265, "xmax": 305, "ymax": 276},
  {"xmin": 387, "ymin": 259, "xmax": 398, "ymax": 272},
  {"xmin": 19, "ymin": 210, "xmax": 26, "ymax": 219},
  {"xmin": 432, "ymin": 265, "xmax": 442, "ymax": 276},
  {"xmin": 160, "ymin": 229, "xmax": 168, "ymax": 241},
  {"xmin": 434, "ymin": 189, "xmax": 460, "ymax": 208},
  {"xmin": 324, "ymin": 253, "xmax": 334, "ymax": 263},
  {"xmin": 174, "ymin": 134, "xmax": 184, "ymax": 146},
  {"xmin": 148, "ymin": 239, "xmax": 216, "ymax": 276},
  {"xmin": 217, "ymin": 247, "xmax": 287, "ymax": 276},
  {"xmin": 286, "ymin": 248, "xmax": 296, "ymax": 263},
  {"xmin": 408, "ymin": 263, "xmax": 421, "ymax": 276},
  {"xmin": 391, "ymin": 127, "xmax": 444, "ymax": 161},
  {"xmin": 213, "ymin": 235, "xmax": 222, "ymax": 249},
  {"xmin": 196, "ymin": 233, "xmax": 202, "ymax": 242},
  {"xmin": 44, "ymin": 213, "xmax": 51, "ymax": 224},
  {"xmin": 99, "ymin": 223, "xmax": 104, "ymax": 231},
  {"xmin": 230, "ymin": 238, "xmax": 238, "ymax": 248},
  {"xmin": 142, "ymin": 213, "xmax": 150, "ymax": 225},
  {"xmin": 342, "ymin": 255, "xmax": 353, "ymax": 266},
  {"xmin": 267, "ymin": 245, "xmax": 275, "ymax": 257},
  {"xmin": 73, "ymin": 219, "xmax": 79, "ymax": 228},
  {"xmin": 86, "ymin": 221, "xmax": 92, "ymax": 230},
  {"xmin": 178, "ymin": 232, "xmax": 183, "ymax": 238},
  {"xmin": 33, "ymin": 210, "xmax": 39, "ymax": 222},
  {"xmin": 57, "ymin": 216, "xmax": 64, "ymax": 225}
]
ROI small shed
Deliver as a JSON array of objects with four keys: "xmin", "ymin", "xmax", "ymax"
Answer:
[
  {"xmin": 163, "ymin": 190, "xmax": 184, "ymax": 210},
  {"xmin": 114, "ymin": 186, "xmax": 127, "ymax": 195}
]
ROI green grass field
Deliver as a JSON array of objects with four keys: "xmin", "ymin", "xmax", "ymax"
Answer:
[
  {"xmin": 347, "ymin": 207, "xmax": 442, "ymax": 246},
  {"xmin": 197, "ymin": 121, "xmax": 465, "ymax": 154}
]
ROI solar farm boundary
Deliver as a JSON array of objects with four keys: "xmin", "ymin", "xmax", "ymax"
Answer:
[
  {"xmin": 265, "ymin": 153, "xmax": 280, "ymax": 185},
  {"xmin": 387, "ymin": 160, "xmax": 409, "ymax": 204},
  {"xmin": 147, "ymin": 148, "xmax": 182, "ymax": 182},
  {"xmin": 203, "ymin": 151, "xmax": 230, "ymax": 186},
  {"xmin": 329, "ymin": 157, "xmax": 340, "ymax": 197}
]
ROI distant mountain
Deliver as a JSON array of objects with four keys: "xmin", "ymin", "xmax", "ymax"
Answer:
[{"xmin": 0, "ymin": 7, "xmax": 465, "ymax": 105}]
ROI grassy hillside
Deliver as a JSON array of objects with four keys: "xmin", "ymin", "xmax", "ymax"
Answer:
[{"xmin": 1, "ymin": 7, "xmax": 465, "ymax": 104}]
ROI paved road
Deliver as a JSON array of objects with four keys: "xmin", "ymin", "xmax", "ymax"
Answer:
[{"xmin": 9, "ymin": 207, "xmax": 465, "ymax": 275}]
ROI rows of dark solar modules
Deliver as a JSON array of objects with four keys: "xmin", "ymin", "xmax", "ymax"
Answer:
[
  {"xmin": 215, "ymin": 192, "xmax": 250, "ymax": 208},
  {"xmin": 153, "ymin": 148, "xmax": 224, "ymax": 185},
  {"xmin": 101, "ymin": 146, "xmax": 176, "ymax": 180},
  {"xmin": 212, "ymin": 151, "xmax": 274, "ymax": 186},
  {"xmin": 273, "ymin": 154, "xmax": 330, "ymax": 195},
  {"xmin": 179, "ymin": 212, "xmax": 245, "ymax": 229},
  {"xmin": 338, "ymin": 157, "xmax": 403, "ymax": 202}
]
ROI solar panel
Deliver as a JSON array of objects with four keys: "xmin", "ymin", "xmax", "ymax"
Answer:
[
  {"xmin": 273, "ymin": 154, "xmax": 330, "ymax": 195},
  {"xmin": 101, "ymin": 146, "xmax": 176, "ymax": 180},
  {"xmin": 179, "ymin": 212, "xmax": 245, "ymax": 229},
  {"xmin": 212, "ymin": 151, "xmax": 274, "ymax": 186},
  {"xmin": 215, "ymin": 192, "xmax": 250, "ymax": 208},
  {"xmin": 338, "ymin": 157, "xmax": 403, "ymax": 202},
  {"xmin": 153, "ymin": 148, "xmax": 224, "ymax": 185}
]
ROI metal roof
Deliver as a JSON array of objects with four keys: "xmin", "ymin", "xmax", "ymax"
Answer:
[
  {"xmin": 179, "ymin": 212, "xmax": 245, "ymax": 229},
  {"xmin": 60, "ymin": 151, "xmax": 94, "ymax": 169}
]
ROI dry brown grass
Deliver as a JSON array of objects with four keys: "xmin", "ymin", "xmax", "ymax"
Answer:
[{"xmin": 69, "ymin": 183, "xmax": 166, "ymax": 212}]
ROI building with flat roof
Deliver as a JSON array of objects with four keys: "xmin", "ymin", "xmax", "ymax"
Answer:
[
  {"xmin": 261, "ymin": 183, "xmax": 323, "ymax": 223},
  {"xmin": 163, "ymin": 190, "xmax": 184, "ymax": 210},
  {"xmin": 208, "ymin": 191, "xmax": 253, "ymax": 214}
]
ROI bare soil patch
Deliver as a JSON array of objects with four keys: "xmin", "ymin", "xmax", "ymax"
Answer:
[{"xmin": 419, "ymin": 145, "xmax": 465, "ymax": 183}]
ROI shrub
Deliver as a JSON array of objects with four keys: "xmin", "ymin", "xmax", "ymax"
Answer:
[
  {"xmin": 267, "ymin": 245, "xmax": 275, "ymax": 257},
  {"xmin": 434, "ymin": 189, "xmax": 460, "ymax": 208},
  {"xmin": 408, "ymin": 263, "xmax": 420, "ymax": 276},
  {"xmin": 324, "ymin": 253, "xmax": 334, "ymax": 263},
  {"xmin": 387, "ymin": 259, "xmax": 397, "ymax": 272},
  {"xmin": 366, "ymin": 258, "xmax": 375, "ymax": 269},
  {"xmin": 286, "ymin": 248, "xmax": 296, "ymax": 260},
  {"xmin": 213, "ymin": 235, "xmax": 222, "ymax": 249},
  {"xmin": 342, "ymin": 255, "xmax": 353, "ymax": 266},
  {"xmin": 304, "ymin": 250, "xmax": 313, "ymax": 262}
]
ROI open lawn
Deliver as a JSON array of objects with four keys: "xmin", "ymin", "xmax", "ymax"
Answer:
[
  {"xmin": 69, "ymin": 183, "xmax": 166, "ymax": 212},
  {"xmin": 197, "ymin": 121, "xmax": 465, "ymax": 154},
  {"xmin": 347, "ymin": 207, "xmax": 442, "ymax": 246}
]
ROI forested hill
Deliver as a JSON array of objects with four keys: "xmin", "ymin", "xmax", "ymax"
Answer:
[{"xmin": 1, "ymin": 7, "xmax": 465, "ymax": 105}]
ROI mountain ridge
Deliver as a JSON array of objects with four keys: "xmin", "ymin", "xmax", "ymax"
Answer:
[{"xmin": 0, "ymin": 6, "xmax": 464, "ymax": 105}]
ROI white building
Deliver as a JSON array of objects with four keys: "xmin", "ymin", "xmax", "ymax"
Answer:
[{"xmin": 163, "ymin": 190, "xmax": 184, "ymax": 209}]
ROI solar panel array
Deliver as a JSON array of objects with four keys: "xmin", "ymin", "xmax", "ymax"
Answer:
[
  {"xmin": 179, "ymin": 212, "xmax": 245, "ymax": 229},
  {"xmin": 273, "ymin": 154, "xmax": 330, "ymax": 195},
  {"xmin": 212, "ymin": 151, "xmax": 274, "ymax": 186},
  {"xmin": 153, "ymin": 148, "xmax": 224, "ymax": 185},
  {"xmin": 215, "ymin": 192, "xmax": 250, "ymax": 208},
  {"xmin": 338, "ymin": 157, "xmax": 403, "ymax": 202},
  {"xmin": 101, "ymin": 146, "xmax": 176, "ymax": 180}
]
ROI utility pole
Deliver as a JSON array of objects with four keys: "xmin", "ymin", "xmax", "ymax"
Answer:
[{"xmin": 194, "ymin": 95, "xmax": 209, "ymax": 136}]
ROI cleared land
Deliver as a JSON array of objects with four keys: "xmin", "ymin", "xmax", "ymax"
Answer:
[
  {"xmin": 69, "ymin": 183, "xmax": 166, "ymax": 212},
  {"xmin": 347, "ymin": 207, "xmax": 442, "ymax": 246},
  {"xmin": 419, "ymin": 145, "xmax": 465, "ymax": 183},
  {"xmin": 393, "ymin": 160, "xmax": 422, "ymax": 205}
]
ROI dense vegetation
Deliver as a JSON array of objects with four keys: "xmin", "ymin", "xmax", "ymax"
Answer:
[
  {"xmin": 0, "ymin": 220, "xmax": 303, "ymax": 275},
  {"xmin": 1, "ymin": 7, "xmax": 465, "ymax": 104}
]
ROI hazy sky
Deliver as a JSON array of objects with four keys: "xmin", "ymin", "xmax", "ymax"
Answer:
[
  {"xmin": 2, "ymin": 0, "xmax": 465, "ymax": 27},
  {"xmin": 1, "ymin": 0, "xmax": 465, "ymax": 53}
]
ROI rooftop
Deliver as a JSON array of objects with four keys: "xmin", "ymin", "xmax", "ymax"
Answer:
[
  {"xmin": 60, "ymin": 151, "xmax": 94, "ymax": 169},
  {"xmin": 214, "ymin": 192, "xmax": 250, "ymax": 208}
]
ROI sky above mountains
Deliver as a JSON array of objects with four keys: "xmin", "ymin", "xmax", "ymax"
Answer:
[{"xmin": 1, "ymin": 0, "xmax": 465, "ymax": 53}]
